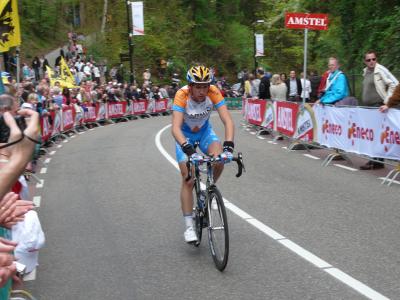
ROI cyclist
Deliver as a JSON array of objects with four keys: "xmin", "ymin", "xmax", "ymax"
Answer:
[{"xmin": 171, "ymin": 65, "xmax": 235, "ymax": 243}]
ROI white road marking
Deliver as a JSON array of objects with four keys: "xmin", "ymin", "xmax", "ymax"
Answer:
[
  {"xmin": 155, "ymin": 124, "xmax": 390, "ymax": 300},
  {"xmin": 79, "ymin": 132, "xmax": 85, "ymax": 135},
  {"xmin": 63, "ymin": 139, "xmax": 69, "ymax": 143},
  {"xmin": 333, "ymin": 164, "xmax": 358, "ymax": 172},
  {"xmin": 44, "ymin": 158, "xmax": 51, "ymax": 164},
  {"xmin": 250, "ymin": 131, "xmax": 256, "ymax": 135},
  {"xmin": 33, "ymin": 196, "xmax": 41, "ymax": 207},
  {"xmin": 257, "ymin": 136, "xmax": 266, "ymax": 140},
  {"xmin": 71, "ymin": 135, "xmax": 76, "ymax": 138},
  {"xmin": 50, "ymin": 151, "xmax": 56, "ymax": 155},
  {"xmin": 90, "ymin": 128, "xmax": 95, "ymax": 131},
  {"xmin": 36, "ymin": 180, "xmax": 44, "ymax": 189},
  {"xmin": 303, "ymin": 154, "xmax": 320, "ymax": 160},
  {"xmin": 268, "ymin": 141, "xmax": 277, "ymax": 145},
  {"xmin": 40, "ymin": 168, "xmax": 47, "ymax": 174},
  {"xmin": 378, "ymin": 177, "xmax": 400, "ymax": 185},
  {"xmin": 282, "ymin": 146, "xmax": 287, "ymax": 149},
  {"xmin": 57, "ymin": 145, "xmax": 62, "ymax": 148}
]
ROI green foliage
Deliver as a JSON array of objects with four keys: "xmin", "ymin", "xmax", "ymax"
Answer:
[{"xmin": 18, "ymin": 0, "xmax": 400, "ymax": 83}]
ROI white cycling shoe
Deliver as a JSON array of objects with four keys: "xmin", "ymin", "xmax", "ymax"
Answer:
[{"xmin": 184, "ymin": 226, "xmax": 198, "ymax": 243}]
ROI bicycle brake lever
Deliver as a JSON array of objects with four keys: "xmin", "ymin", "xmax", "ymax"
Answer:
[{"xmin": 235, "ymin": 152, "xmax": 245, "ymax": 178}]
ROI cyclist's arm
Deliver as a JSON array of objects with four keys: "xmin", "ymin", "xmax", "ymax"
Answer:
[
  {"xmin": 171, "ymin": 110, "xmax": 187, "ymax": 146},
  {"xmin": 216, "ymin": 104, "xmax": 234, "ymax": 142}
]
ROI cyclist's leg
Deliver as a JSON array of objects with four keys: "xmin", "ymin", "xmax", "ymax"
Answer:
[
  {"xmin": 199, "ymin": 126, "xmax": 224, "ymax": 182},
  {"xmin": 175, "ymin": 141, "xmax": 194, "ymax": 215}
]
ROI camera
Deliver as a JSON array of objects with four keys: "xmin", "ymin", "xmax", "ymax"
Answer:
[{"xmin": 0, "ymin": 115, "xmax": 27, "ymax": 143}]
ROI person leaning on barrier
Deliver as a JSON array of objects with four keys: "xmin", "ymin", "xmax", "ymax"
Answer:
[
  {"xmin": 360, "ymin": 51, "xmax": 398, "ymax": 170},
  {"xmin": 269, "ymin": 74, "xmax": 287, "ymax": 101},
  {"xmin": 380, "ymin": 84, "xmax": 400, "ymax": 112},
  {"xmin": 315, "ymin": 57, "xmax": 349, "ymax": 105}
]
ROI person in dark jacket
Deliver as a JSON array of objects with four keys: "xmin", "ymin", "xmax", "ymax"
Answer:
[
  {"xmin": 285, "ymin": 70, "xmax": 302, "ymax": 101},
  {"xmin": 257, "ymin": 68, "xmax": 271, "ymax": 100}
]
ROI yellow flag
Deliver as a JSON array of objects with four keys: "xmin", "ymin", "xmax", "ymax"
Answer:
[
  {"xmin": 59, "ymin": 57, "xmax": 76, "ymax": 87},
  {"xmin": 46, "ymin": 65, "xmax": 77, "ymax": 89},
  {"xmin": 0, "ymin": 0, "xmax": 21, "ymax": 52},
  {"xmin": 46, "ymin": 65, "xmax": 57, "ymax": 87}
]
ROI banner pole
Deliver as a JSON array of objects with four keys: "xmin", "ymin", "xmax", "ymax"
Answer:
[
  {"xmin": 125, "ymin": 1, "xmax": 134, "ymax": 84},
  {"xmin": 302, "ymin": 28, "xmax": 308, "ymax": 107},
  {"xmin": 16, "ymin": 47, "xmax": 20, "ymax": 88}
]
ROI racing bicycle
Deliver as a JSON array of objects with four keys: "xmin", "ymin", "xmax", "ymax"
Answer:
[{"xmin": 186, "ymin": 152, "xmax": 245, "ymax": 271}]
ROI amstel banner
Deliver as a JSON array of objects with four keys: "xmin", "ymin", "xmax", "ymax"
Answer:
[
  {"xmin": 276, "ymin": 101, "xmax": 298, "ymax": 137},
  {"xmin": 314, "ymin": 105, "xmax": 400, "ymax": 160},
  {"xmin": 245, "ymin": 98, "xmax": 267, "ymax": 126}
]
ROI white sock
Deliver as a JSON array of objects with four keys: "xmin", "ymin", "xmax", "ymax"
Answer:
[{"xmin": 184, "ymin": 215, "xmax": 193, "ymax": 228}]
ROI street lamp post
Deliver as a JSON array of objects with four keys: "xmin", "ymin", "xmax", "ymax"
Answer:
[{"xmin": 253, "ymin": 19, "xmax": 265, "ymax": 75}]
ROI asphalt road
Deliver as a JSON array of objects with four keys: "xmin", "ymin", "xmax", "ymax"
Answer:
[{"xmin": 26, "ymin": 112, "xmax": 400, "ymax": 299}]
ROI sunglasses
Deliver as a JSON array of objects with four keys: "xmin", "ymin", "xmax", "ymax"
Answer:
[{"xmin": 365, "ymin": 58, "xmax": 376, "ymax": 62}]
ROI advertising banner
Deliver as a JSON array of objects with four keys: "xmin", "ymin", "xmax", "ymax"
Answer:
[
  {"xmin": 285, "ymin": 13, "xmax": 329, "ymax": 30},
  {"xmin": 51, "ymin": 110, "xmax": 62, "ymax": 136},
  {"xmin": 131, "ymin": 1, "xmax": 144, "ymax": 35},
  {"xmin": 107, "ymin": 102, "xmax": 127, "ymax": 119},
  {"xmin": 294, "ymin": 103, "xmax": 316, "ymax": 142},
  {"xmin": 261, "ymin": 101, "xmax": 274, "ymax": 129},
  {"xmin": 255, "ymin": 34, "xmax": 264, "ymax": 56},
  {"xmin": 40, "ymin": 115, "xmax": 52, "ymax": 142},
  {"xmin": 276, "ymin": 101, "xmax": 298, "ymax": 137},
  {"xmin": 62, "ymin": 106, "xmax": 75, "ymax": 131},
  {"xmin": 246, "ymin": 99, "xmax": 267, "ymax": 126},
  {"xmin": 314, "ymin": 105, "xmax": 400, "ymax": 160},
  {"xmin": 96, "ymin": 103, "xmax": 106, "ymax": 121},
  {"xmin": 133, "ymin": 100, "xmax": 148, "ymax": 115},
  {"xmin": 154, "ymin": 99, "xmax": 168, "ymax": 113},
  {"xmin": 83, "ymin": 105, "xmax": 97, "ymax": 123}
]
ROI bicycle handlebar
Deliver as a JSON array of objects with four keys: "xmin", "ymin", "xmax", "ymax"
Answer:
[{"xmin": 185, "ymin": 152, "xmax": 245, "ymax": 181}]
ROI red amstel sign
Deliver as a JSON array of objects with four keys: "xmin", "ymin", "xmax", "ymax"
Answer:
[{"xmin": 285, "ymin": 13, "xmax": 328, "ymax": 30}]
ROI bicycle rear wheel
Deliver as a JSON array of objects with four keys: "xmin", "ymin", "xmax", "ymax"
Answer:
[{"xmin": 207, "ymin": 186, "xmax": 229, "ymax": 271}]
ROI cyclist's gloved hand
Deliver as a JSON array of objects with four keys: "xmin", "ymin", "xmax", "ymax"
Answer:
[
  {"xmin": 181, "ymin": 141, "xmax": 195, "ymax": 156},
  {"xmin": 220, "ymin": 151, "xmax": 233, "ymax": 163},
  {"xmin": 223, "ymin": 141, "xmax": 234, "ymax": 153}
]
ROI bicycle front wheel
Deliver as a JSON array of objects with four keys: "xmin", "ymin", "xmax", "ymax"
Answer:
[{"xmin": 207, "ymin": 186, "xmax": 229, "ymax": 271}]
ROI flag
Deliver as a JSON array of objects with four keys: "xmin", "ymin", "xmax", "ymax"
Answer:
[
  {"xmin": 59, "ymin": 57, "xmax": 76, "ymax": 88},
  {"xmin": 0, "ymin": 0, "xmax": 21, "ymax": 52},
  {"xmin": 46, "ymin": 65, "xmax": 77, "ymax": 89}
]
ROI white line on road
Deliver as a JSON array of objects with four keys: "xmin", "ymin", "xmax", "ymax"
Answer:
[
  {"xmin": 63, "ymin": 139, "xmax": 69, "ymax": 143},
  {"xmin": 40, "ymin": 168, "xmax": 47, "ymax": 174},
  {"xmin": 333, "ymin": 164, "xmax": 358, "ymax": 172},
  {"xmin": 36, "ymin": 180, "xmax": 44, "ymax": 189},
  {"xmin": 71, "ymin": 135, "xmax": 76, "ymax": 138},
  {"xmin": 268, "ymin": 141, "xmax": 277, "ymax": 145},
  {"xmin": 33, "ymin": 196, "xmax": 41, "ymax": 207},
  {"xmin": 257, "ymin": 136, "xmax": 266, "ymax": 140},
  {"xmin": 50, "ymin": 151, "xmax": 56, "ymax": 155},
  {"xmin": 378, "ymin": 177, "xmax": 400, "ymax": 185},
  {"xmin": 155, "ymin": 124, "xmax": 390, "ymax": 300},
  {"xmin": 303, "ymin": 154, "xmax": 320, "ymax": 160},
  {"xmin": 79, "ymin": 132, "xmax": 85, "ymax": 135},
  {"xmin": 57, "ymin": 145, "xmax": 62, "ymax": 148},
  {"xmin": 44, "ymin": 158, "xmax": 51, "ymax": 164},
  {"xmin": 282, "ymin": 146, "xmax": 287, "ymax": 149},
  {"xmin": 250, "ymin": 131, "xmax": 256, "ymax": 135}
]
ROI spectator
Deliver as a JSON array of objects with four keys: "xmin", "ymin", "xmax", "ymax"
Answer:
[
  {"xmin": 143, "ymin": 68, "xmax": 151, "ymax": 86},
  {"xmin": 31, "ymin": 57, "xmax": 40, "ymax": 82},
  {"xmin": 360, "ymin": 50, "xmax": 398, "ymax": 170},
  {"xmin": 285, "ymin": 70, "xmax": 302, "ymax": 101},
  {"xmin": 257, "ymin": 68, "xmax": 271, "ymax": 100},
  {"xmin": 317, "ymin": 70, "xmax": 330, "ymax": 99},
  {"xmin": 55, "ymin": 49, "xmax": 65, "ymax": 67},
  {"xmin": 280, "ymin": 73, "xmax": 287, "ymax": 82},
  {"xmin": 269, "ymin": 74, "xmax": 287, "ymax": 101},
  {"xmin": 317, "ymin": 57, "xmax": 349, "ymax": 105},
  {"xmin": 380, "ymin": 84, "xmax": 400, "ymax": 112},
  {"xmin": 40, "ymin": 55, "xmax": 50, "ymax": 79},
  {"xmin": 300, "ymin": 72, "xmax": 312, "ymax": 102},
  {"xmin": 309, "ymin": 71, "xmax": 321, "ymax": 102}
]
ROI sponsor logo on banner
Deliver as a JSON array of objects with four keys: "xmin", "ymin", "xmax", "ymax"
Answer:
[
  {"xmin": 52, "ymin": 110, "xmax": 61, "ymax": 135},
  {"xmin": 85, "ymin": 107, "xmax": 96, "ymax": 120},
  {"xmin": 134, "ymin": 101, "xmax": 146, "ymax": 114},
  {"xmin": 294, "ymin": 104, "xmax": 316, "ymax": 142},
  {"xmin": 322, "ymin": 119, "xmax": 342, "ymax": 137},
  {"xmin": 276, "ymin": 101, "xmax": 298, "ymax": 137},
  {"xmin": 285, "ymin": 13, "xmax": 329, "ymax": 30},
  {"xmin": 246, "ymin": 99, "xmax": 266, "ymax": 126},
  {"xmin": 261, "ymin": 101, "xmax": 274, "ymax": 129},
  {"xmin": 97, "ymin": 103, "xmax": 106, "ymax": 120},
  {"xmin": 109, "ymin": 103, "xmax": 124, "ymax": 116},
  {"xmin": 155, "ymin": 99, "xmax": 167, "ymax": 112},
  {"xmin": 63, "ymin": 109, "xmax": 74, "ymax": 127},
  {"xmin": 379, "ymin": 115, "xmax": 400, "ymax": 153}
]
